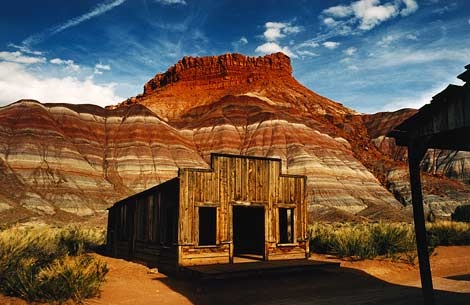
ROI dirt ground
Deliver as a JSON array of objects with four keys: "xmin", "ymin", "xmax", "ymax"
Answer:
[{"xmin": 1, "ymin": 246, "xmax": 469, "ymax": 305}]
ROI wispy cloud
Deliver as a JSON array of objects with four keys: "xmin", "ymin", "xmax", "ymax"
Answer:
[
  {"xmin": 323, "ymin": 41, "xmax": 340, "ymax": 49},
  {"xmin": 343, "ymin": 47, "xmax": 357, "ymax": 56},
  {"xmin": 155, "ymin": 0, "xmax": 187, "ymax": 5},
  {"xmin": 297, "ymin": 50, "xmax": 319, "ymax": 57},
  {"xmin": 0, "ymin": 51, "xmax": 45, "ymax": 64},
  {"xmin": 232, "ymin": 36, "xmax": 248, "ymax": 51},
  {"xmin": 7, "ymin": 43, "xmax": 43, "ymax": 55},
  {"xmin": 23, "ymin": 0, "xmax": 127, "ymax": 46},
  {"xmin": 50, "ymin": 58, "xmax": 80, "ymax": 72},
  {"xmin": 94, "ymin": 63, "xmax": 111, "ymax": 74}
]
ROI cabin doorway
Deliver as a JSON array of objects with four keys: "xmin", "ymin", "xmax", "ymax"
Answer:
[{"xmin": 232, "ymin": 206, "xmax": 265, "ymax": 260}]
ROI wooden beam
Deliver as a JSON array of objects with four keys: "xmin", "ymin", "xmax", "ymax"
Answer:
[{"xmin": 408, "ymin": 142, "xmax": 434, "ymax": 305}]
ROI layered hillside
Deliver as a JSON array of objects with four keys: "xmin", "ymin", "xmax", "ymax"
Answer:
[
  {"xmin": 1, "ymin": 52, "xmax": 467, "ymax": 224},
  {"xmin": 363, "ymin": 110, "xmax": 470, "ymax": 217},
  {"xmin": 0, "ymin": 100, "xmax": 208, "ymax": 223}
]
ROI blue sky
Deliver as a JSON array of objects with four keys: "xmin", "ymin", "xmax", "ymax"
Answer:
[{"xmin": 0, "ymin": 0, "xmax": 469, "ymax": 113}]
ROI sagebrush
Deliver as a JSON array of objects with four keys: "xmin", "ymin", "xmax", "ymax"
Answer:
[
  {"xmin": 0, "ymin": 225, "xmax": 108, "ymax": 303},
  {"xmin": 308, "ymin": 221, "xmax": 470, "ymax": 263}
]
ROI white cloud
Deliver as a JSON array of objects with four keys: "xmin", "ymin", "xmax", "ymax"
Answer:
[
  {"xmin": 323, "ymin": 17, "xmax": 338, "ymax": 27},
  {"xmin": 323, "ymin": 41, "xmax": 340, "ymax": 49},
  {"xmin": 0, "ymin": 61, "xmax": 123, "ymax": 107},
  {"xmin": 322, "ymin": 0, "xmax": 418, "ymax": 32},
  {"xmin": 352, "ymin": 0, "xmax": 398, "ymax": 30},
  {"xmin": 323, "ymin": 5, "xmax": 353, "ymax": 18},
  {"xmin": 344, "ymin": 47, "xmax": 357, "ymax": 56},
  {"xmin": 50, "ymin": 58, "xmax": 80, "ymax": 72},
  {"xmin": 400, "ymin": 0, "xmax": 418, "ymax": 16},
  {"xmin": 232, "ymin": 36, "xmax": 248, "ymax": 50},
  {"xmin": 23, "ymin": 0, "xmax": 127, "ymax": 45},
  {"xmin": 0, "ymin": 51, "xmax": 45, "ymax": 64},
  {"xmin": 155, "ymin": 0, "xmax": 187, "ymax": 5},
  {"xmin": 255, "ymin": 21, "xmax": 301, "ymax": 58},
  {"xmin": 255, "ymin": 42, "xmax": 297, "ymax": 58},
  {"xmin": 405, "ymin": 33, "xmax": 418, "ymax": 40},
  {"xmin": 263, "ymin": 22, "xmax": 302, "ymax": 42},
  {"xmin": 347, "ymin": 65, "xmax": 359, "ymax": 71},
  {"xmin": 377, "ymin": 32, "xmax": 418, "ymax": 47},
  {"xmin": 377, "ymin": 34, "xmax": 398, "ymax": 46},
  {"xmin": 94, "ymin": 63, "xmax": 111, "ymax": 74}
]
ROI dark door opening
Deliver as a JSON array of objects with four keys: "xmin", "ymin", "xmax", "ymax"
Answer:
[{"xmin": 232, "ymin": 206, "xmax": 265, "ymax": 259}]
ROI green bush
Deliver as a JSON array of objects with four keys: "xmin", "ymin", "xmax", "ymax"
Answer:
[{"xmin": 0, "ymin": 225, "xmax": 108, "ymax": 303}]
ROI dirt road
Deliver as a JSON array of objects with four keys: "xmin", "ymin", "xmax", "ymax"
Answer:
[
  {"xmin": 84, "ymin": 246, "xmax": 470, "ymax": 305},
  {"xmin": 2, "ymin": 246, "xmax": 469, "ymax": 305}
]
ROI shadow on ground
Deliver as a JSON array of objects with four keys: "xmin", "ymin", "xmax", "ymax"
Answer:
[{"xmin": 155, "ymin": 267, "xmax": 470, "ymax": 305}]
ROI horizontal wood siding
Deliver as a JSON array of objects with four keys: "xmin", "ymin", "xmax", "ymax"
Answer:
[{"xmin": 179, "ymin": 244, "xmax": 230, "ymax": 266}]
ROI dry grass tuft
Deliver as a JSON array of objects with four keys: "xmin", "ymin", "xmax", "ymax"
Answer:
[
  {"xmin": 0, "ymin": 225, "xmax": 108, "ymax": 303},
  {"xmin": 308, "ymin": 221, "xmax": 470, "ymax": 263}
]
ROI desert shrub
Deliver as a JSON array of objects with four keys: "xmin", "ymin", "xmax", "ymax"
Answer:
[
  {"xmin": 307, "ymin": 223, "xmax": 336, "ymax": 254},
  {"xmin": 0, "ymin": 225, "xmax": 108, "ymax": 303},
  {"xmin": 36, "ymin": 255, "xmax": 108, "ymax": 302},
  {"xmin": 308, "ymin": 222, "xmax": 416, "ymax": 261},
  {"xmin": 370, "ymin": 222, "xmax": 415, "ymax": 256},
  {"xmin": 331, "ymin": 225, "xmax": 375, "ymax": 259},
  {"xmin": 309, "ymin": 221, "xmax": 469, "ymax": 262},
  {"xmin": 427, "ymin": 221, "xmax": 470, "ymax": 246},
  {"xmin": 58, "ymin": 225, "xmax": 106, "ymax": 255}
]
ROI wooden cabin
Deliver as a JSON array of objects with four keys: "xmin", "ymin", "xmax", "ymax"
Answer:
[{"xmin": 106, "ymin": 153, "xmax": 308, "ymax": 272}]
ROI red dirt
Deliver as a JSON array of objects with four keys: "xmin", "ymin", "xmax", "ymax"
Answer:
[{"xmin": 1, "ymin": 246, "xmax": 469, "ymax": 305}]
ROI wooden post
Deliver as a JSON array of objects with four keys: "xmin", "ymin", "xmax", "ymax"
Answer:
[{"xmin": 408, "ymin": 143, "xmax": 434, "ymax": 305}]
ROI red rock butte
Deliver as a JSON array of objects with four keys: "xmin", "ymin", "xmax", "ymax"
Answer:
[{"xmin": 117, "ymin": 52, "xmax": 352, "ymax": 121}]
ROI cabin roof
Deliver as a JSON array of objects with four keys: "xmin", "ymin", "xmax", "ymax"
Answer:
[{"xmin": 388, "ymin": 65, "xmax": 470, "ymax": 151}]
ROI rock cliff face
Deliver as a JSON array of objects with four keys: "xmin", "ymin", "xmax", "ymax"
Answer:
[{"xmin": 1, "ymin": 52, "xmax": 467, "ymax": 224}]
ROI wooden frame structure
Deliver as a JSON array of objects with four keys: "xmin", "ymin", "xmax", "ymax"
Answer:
[
  {"xmin": 106, "ymin": 153, "xmax": 308, "ymax": 272},
  {"xmin": 389, "ymin": 64, "xmax": 470, "ymax": 305}
]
